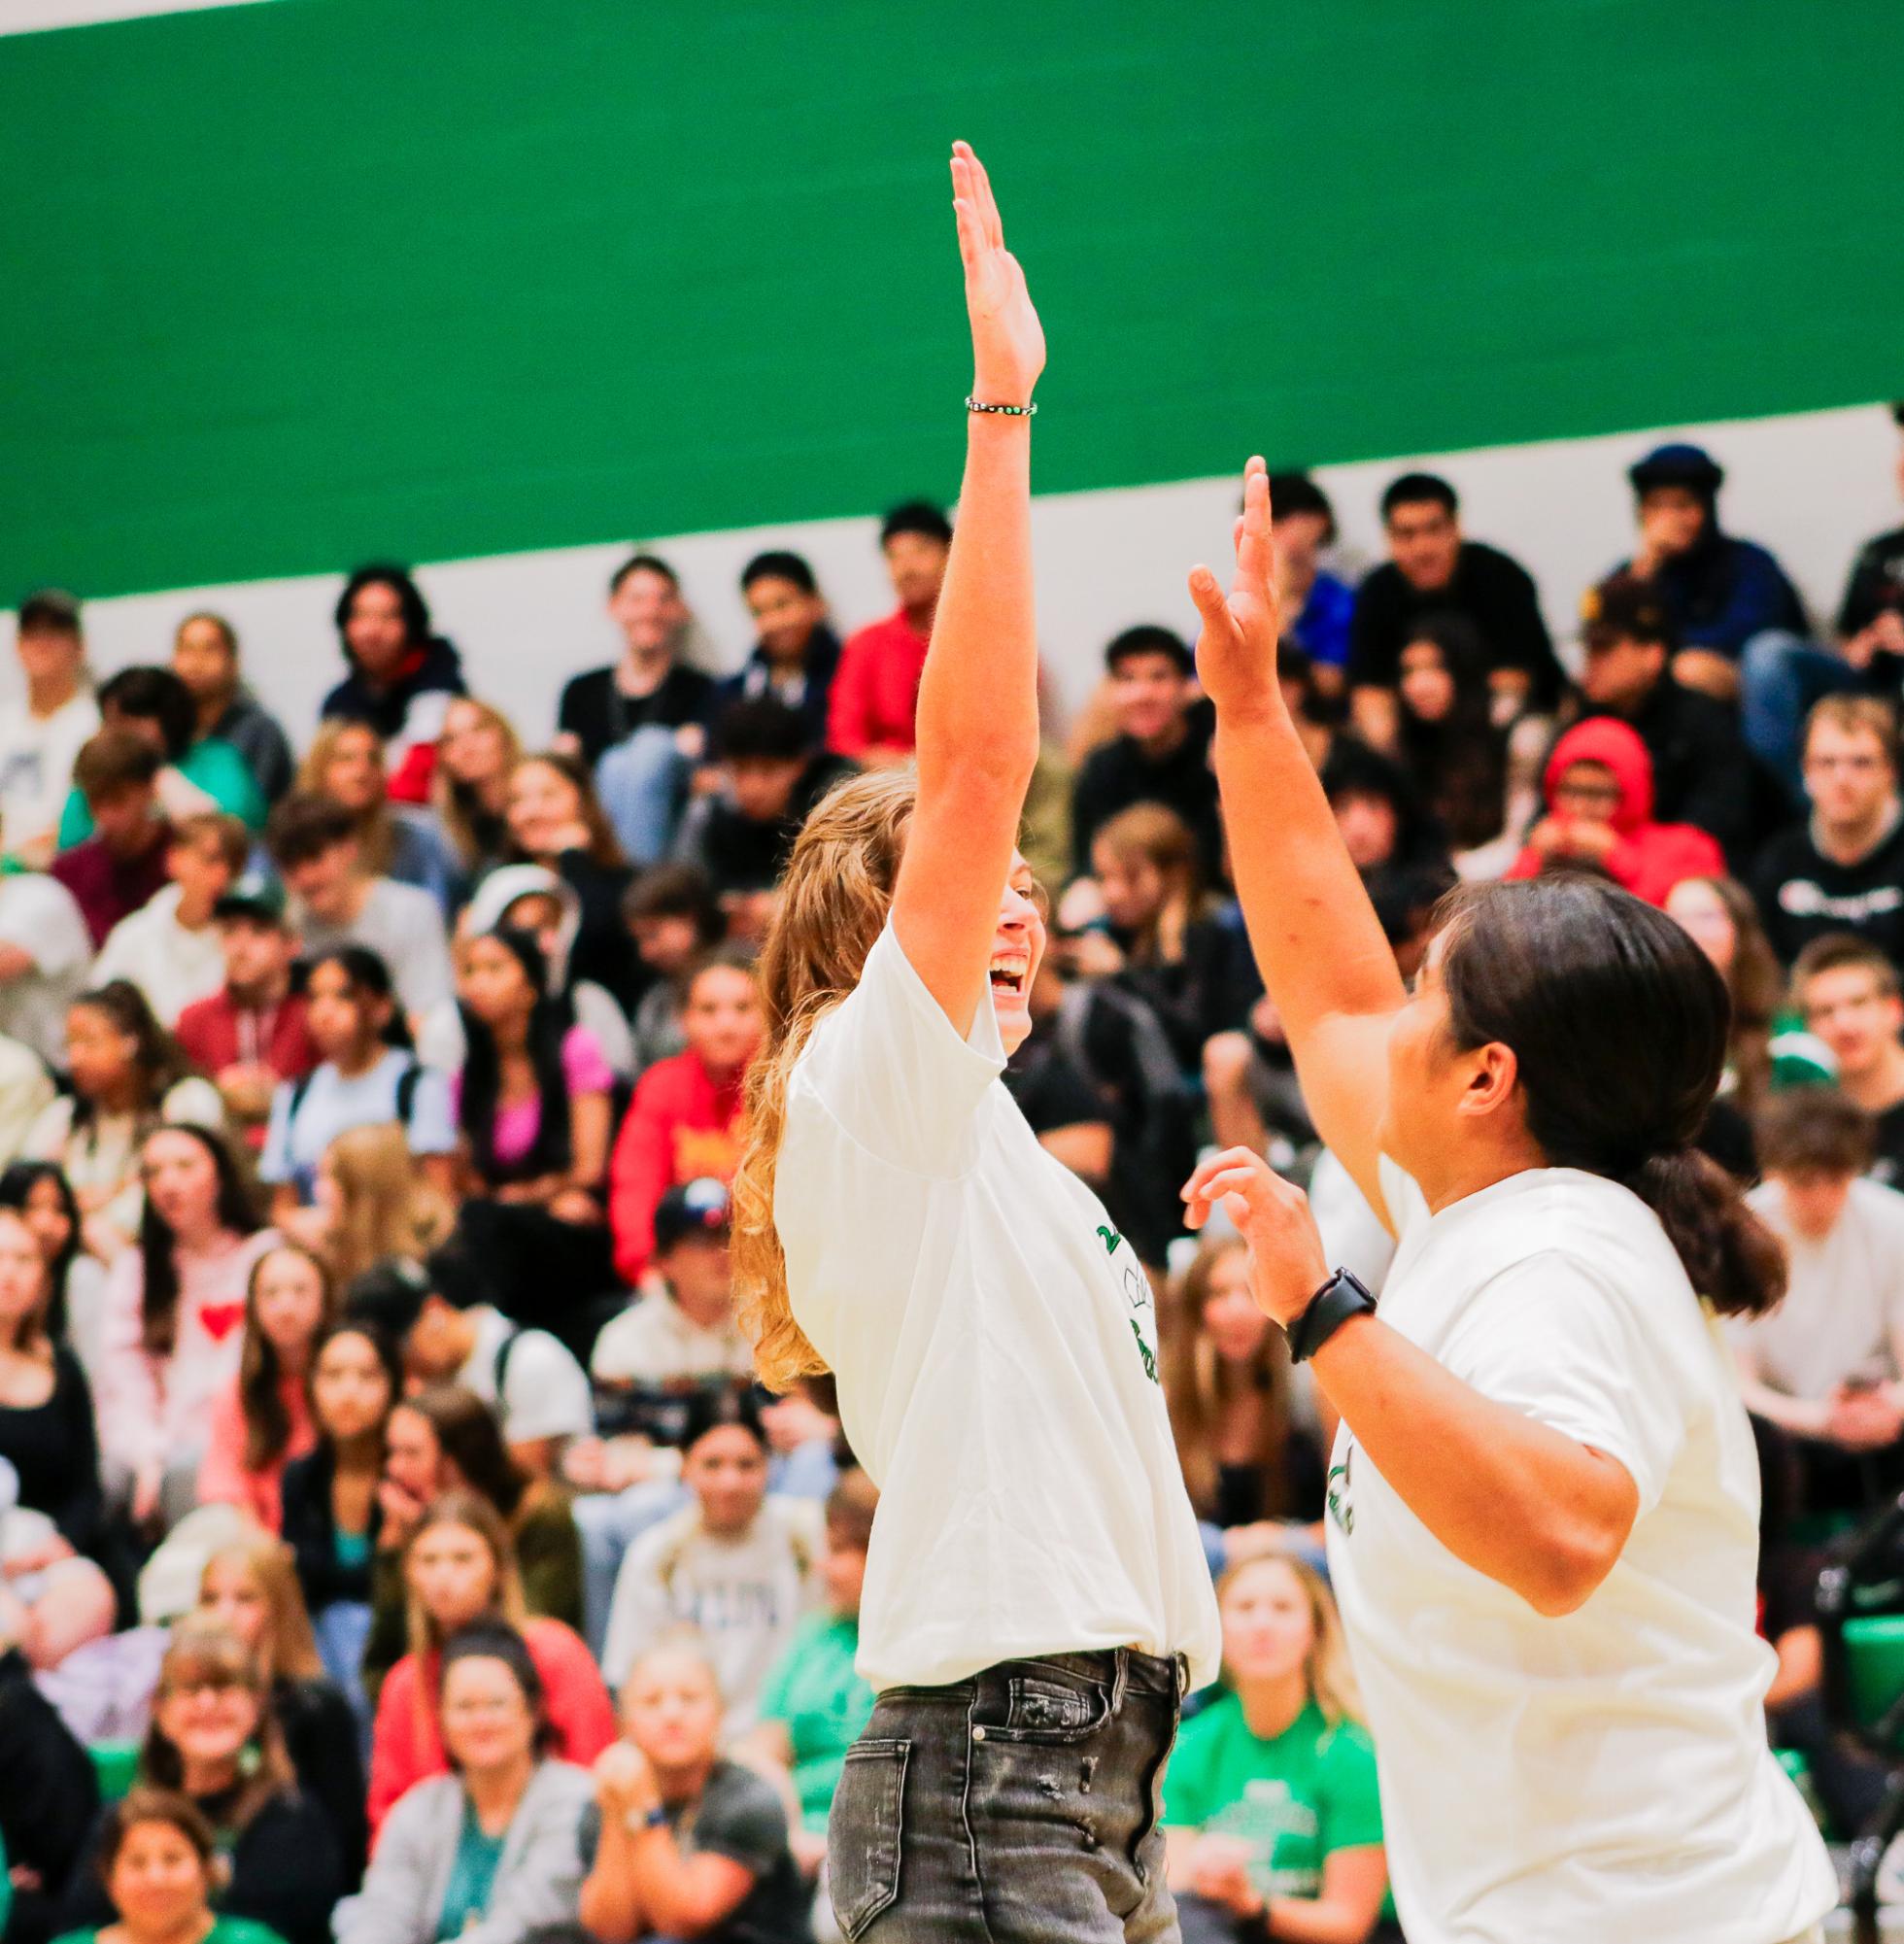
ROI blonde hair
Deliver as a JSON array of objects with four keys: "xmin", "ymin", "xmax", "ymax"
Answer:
[
  {"xmin": 322, "ymin": 1123, "xmax": 456, "ymax": 1289},
  {"xmin": 298, "ymin": 719, "xmax": 399, "ymax": 876},
  {"xmin": 1160, "ymin": 1235, "xmax": 1297, "ymax": 1519},
  {"xmin": 432, "ymin": 699, "xmax": 523, "ymax": 870},
  {"xmin": 731, "ymin": 769, "xmax": 917, "ymax": 1389},
  {"xmin": 1215, "ymin": 1553, "xmax": 1363, "ymax": 1727},
  {"xmin": 402, "ymin": 1491, "xmax": 527, "ymax": 1663},
  {"xmin": 198, "ymin": 1535, "xmax": 323, "ymax": 1684},
  {"xmin": 1091, "ymin": 801, "xmax": 1208, "ymax": 964}
]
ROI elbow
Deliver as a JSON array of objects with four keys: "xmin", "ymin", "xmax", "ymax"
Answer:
[{"xmin": 1520, "ymin": 1526, "xmax": 1622, "ymax": 1619}]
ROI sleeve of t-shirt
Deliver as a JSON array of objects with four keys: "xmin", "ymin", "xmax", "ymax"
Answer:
[
  {"xmin": 0, "ymin": 875, "xmax": 90, "ymax": 975},
  {"xmin": 402, "ymin": 1064, "xmax": 457, "ymax": 1157},
  {"xmin": 1443, "ymin": 1251, "xmax": 1685, "ymax": 1516},
  {"xmin": 501, "ymin": 1329, "xmax": 595, "ymax": 1444},
  {"xmin": 561, "ymin": 1025, "xmax": 614, "ymax": 1097},
  {"xmin": 798, "ymin": 920, "xmax": 1004, "ymax": 1178},
  {"xmin": 825, "ymin": 639, "xmax": 873, "ymax": 758},
  {"xmin": 1316, "ymin": 1722, "xmax": 1384, "ymax": 1854},
  {"xmin": 692, "ymin": 1767, "xmax": 788, "ymax": 1878}
]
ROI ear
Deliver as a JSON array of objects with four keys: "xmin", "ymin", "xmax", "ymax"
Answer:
[{"xmin": 1453, "ymin": 1040, "xmax": 1519, "ymax": 1122}]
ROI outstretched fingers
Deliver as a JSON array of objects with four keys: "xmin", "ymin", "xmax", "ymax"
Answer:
[
  {"xmin": 1234, "ymin": 457, "xmax": 1274, "ymax": 597},
  {"xmin": 954, "ymin": 138, "xmax": 1005, "ymax": 250}
]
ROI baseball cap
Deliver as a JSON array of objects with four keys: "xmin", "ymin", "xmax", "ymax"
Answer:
[
  {"xmin": 653, "ymin": 1177, "xmax": 731, "ymax": 1254},
  {"xmin": 213, "ymin": 870, "xmax": 288, "ymax": 924},
  {"xmin": 1627, "ymin": 442, "xmax": 1723, "ymax": 499}
]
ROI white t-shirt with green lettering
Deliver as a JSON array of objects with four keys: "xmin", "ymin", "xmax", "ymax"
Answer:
[
  {"xmin": 775, "ymin": 920, "xmax": 1220, "ymax": 1693},
  {"xmin": 1323, "ymin": 1159, "xmax": 1834, "ymax": 1944}
]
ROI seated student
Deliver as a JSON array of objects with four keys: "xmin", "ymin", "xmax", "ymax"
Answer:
[
  {"xmin": 24, "ymin": 982, "xmax": 224, "ymax": 1262},
  {"xmin": 58, "ymin": 667, "xmax": 264, "ymax": 846},
  {"xmin": 51, "ymin": 733, "xmax": 174, "ymax": 949},
  {"xmin": 96, "ymin": 1124, "xmax": 277, "ymax": 1530},
  {"xmin": 672, "ymin": 699, "xmax": 855, "ymax": 944},
  {"xmin": 295, "ymin": 721, "xmax": 460, "ymax": 918},
  {"xmin": 608, "ymin": 955, "xmax": 763, "ymax": 1287},
  {"xmin": 1607, "ymin": 443, "xmax": 1805, "ymax": 702},
  {"xmin": 1752, "ymin": 696, "xmax": 1904, "ymax": 968},
  {"xmin": 90, "ymin": 813, "xmax": 247, "ymax": 1030},
  {"xmin": 266, "ymin": 794, "xmax": 454, "ymax": 1031},
  {"xmin": 344, "ymin": 1251, "xmax": 595, "ymax": 1481},
  {"xmin": 430, "ymin": 697, "xmax": 522, "ymax": 887},
  {"xmin": 1069, "ymin": 625, "xmax": 1221, "ymax": 891},
  {"xmin": 1733, "ymin": 1090, "xmax": 1904, "ymax": 1518},
  {"xmin": 504, "ymin": 752, "xmax": 644, "ymax": 1010},
  {"xmin": 0, "ymin": 1610, "xmax": 102, "ymax": 1944},
  {"xmin": 1165, "ymin": 1558, "xmax": 1390, "ymax": 1944},
  {"xmin": 1504, "ymin": 716, "xmax": 1724, "ymax": 906},
  {"xmin": 339, "ymin": 1620, "xmax": 592, "ymax": 1944},
  {"xmin": 447, "ymin": 928, "xmax": 615, "ymax": 1340},
  {"xmin": 581, "ymin": 1638, "xmax": 811, "ymax": 1944},
  {"xmin": 366, "ymin": 1493, "xmax": 612, "ymax": 1834},
  {"xmin": 286, "ymin": 1123, "xmax": 455, "ymax": 1291},
  {"xmin": 174, "ymin": 873, "xmax": 318, "ymax": 1153},
  {"xmin": 736, "ymin": 1470, "xmax": 879, "ymax": 1876},
  {"xmin": 714, "ymin": 551, "xmax": 843, "ymax": 749},
  {"xmin": 366, "ymin": 1385, "xmax": 585, "ymax": 1673},
  {"xmin": 558, "ymin": 554, "xmax": 710, "ymax": 774},
  {"xmin": 258, "ymin": 947, "xmax": 456, "ymax": 1213},
  {"xmin": 621, "ymin": 863, "xmax": 726, "ymax": 1074},
  {"xmin": 1664, "ymin": 876, "xmax": 1785, "ymax": 1119},
  {"xmin": 825, "ymin": 500, "xmax": 951, "ymax": 767},
  {"xmin": 0, "ymin": 589, "xmax": 100, "ymax": 870},
  {"xmin": 0, "ymin": 1211, "xmax": 113, "ymax": 1672},
  {"xmin": 445, "ymin": 863, "xmax": 635, "ymax": 1079},
  {"xmin": 1269, "ymin": 472, "xmax": 1356, "ymax": 692},
  {"xmin": 1072, "ymin": 802, "xmax": 1257, "ymax": 1074},
  {"xmin": 171, "ymin": 611, "xmax": 295, "ymax": 808},
  {"xmin": 196, "ymin": 1244, "xmax": 332, "ymax": 1534},
  {"xmin": 1000, "ymin": 948, "xmax": 1116, "ymax": 1200},
  {"xmin": 1346, "ymin": 472, "xmax": 1564, "ymax": 751},
  {"xmin": 0, "ymin": 844, "xmax": 93, "ymax": 1072},
  {"xmin": 51, "ymin": 1788, "xmax": 286, "ymax": 1944},
  {"xmin": 1319, "ymin": 739, "xmax": 1454, "ymax": 909},
  {"xmin": 321, "ymin": 564, "xmax": 466, "ymax": 805},
  {"xmin": 1163, "ymin": 1235, "xmax": 1324, "ymax": 1563},
  {"xmin": 196, "ymin": 1535, "xmax": 367, "ymax": 1886},
  {"xmin": 0, "ymin": 1162, "xmax": 110, "ymax": 1398},
  {"xmin": 59, "ymin": 1620, "xmax": 344, "ymax": 1944},
  {"xmin": 279, "ymin": 1320, "xmax": 400, "ymax": 1701},
  {"xmin": 1791, "ymin": 933, "xmax": 1904, "ymax": 1182},
  {"xmin": 602, "ymin": 1392, "xmax": 822, "ymax": 1733}
]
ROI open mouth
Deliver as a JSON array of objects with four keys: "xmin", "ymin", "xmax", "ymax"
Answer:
[{"xmin": 989, "ymin": 961, "xmax": 1027, "ymax": 995}]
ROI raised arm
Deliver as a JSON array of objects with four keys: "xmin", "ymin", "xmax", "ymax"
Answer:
[
  {"xmin": 890, "ymin": 142, "xmax": 1045, "ymax": 1030},
  {"xmin": 1188, "ymin": 460, "xmax": 1407, "ymax": 1221}
]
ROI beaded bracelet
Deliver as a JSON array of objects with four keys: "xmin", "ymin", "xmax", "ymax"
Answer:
[{"xmin": 966, "ymin": 395, "xmax": 1037, "ymax": 417}]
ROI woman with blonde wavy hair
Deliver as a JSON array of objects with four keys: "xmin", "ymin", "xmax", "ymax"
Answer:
[
  {"xmin": 294, "ymin": 1122, "xmax": 455, "ymax": 1290},
  {"xmin": 730, "ymin": 143, "xmax": 1216, "ymax": 1943}
]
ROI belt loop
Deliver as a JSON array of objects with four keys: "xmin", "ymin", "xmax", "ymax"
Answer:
[{"xmin": 1110, "ymin": 1646, "xmax": 1128, "ymax": 1713}]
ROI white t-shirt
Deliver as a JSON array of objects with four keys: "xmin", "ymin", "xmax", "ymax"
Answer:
[
  {"xmin": 775, "ymin": 920, "xmax": 1220, "ymax": 1693},
  {"xmin": 296, "ymin": 876, "xmax": 454, "ymax": 1021},
  {"xmin": 591, "ymin": 1287, "xmax": 755, "ymax": 1387},
  {"xmin": 0, "ymin": 692, "xmax": 99, "ymax": 861},
  {"xmin": 0, "ymin": 871, "xmax": 93, "ymax": 1068},
  {"xmin": 1734, "ymin": 1175, "xmax": 1904, "ymax": 1399},
  {"xmin": 1324, "ymin": 1160, "xmax": 1834, "ymax": 1944},
  {"xmin": 599, "ymin": 1495, "xmax": 824, "ymax": 1728},
  {"xmin": 458, "ymin": 1305, "xmax": 595, "ymax": 1447},
  {"xmin": 90, "ymin": 885, "xmax": 225, "ymax": 1028},
  {"xmin": 258, "ymin": 1048, "xmax": 456, "ymax": 1196}
]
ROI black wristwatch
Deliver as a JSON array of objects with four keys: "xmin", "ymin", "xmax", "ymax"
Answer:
[{"xmin": 1284, "ymin": 1267, "xmax": 1377, "ymax": 1363}]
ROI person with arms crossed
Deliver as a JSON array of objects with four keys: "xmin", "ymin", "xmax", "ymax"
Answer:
[
  {"xmin": 1178, "ymin": 459, "xmax": 1835, "ymax": 1944},
  {"xmin": 731, "ymin": 146, "xmax": 1218, "ymax": 1944}
]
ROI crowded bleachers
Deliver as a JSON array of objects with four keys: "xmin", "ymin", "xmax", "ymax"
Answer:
[{"xmin": 5, "ymin": 405, "xmax": 1904, "ymax": 1943}]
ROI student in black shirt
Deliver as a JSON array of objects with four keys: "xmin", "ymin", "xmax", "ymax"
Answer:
[
  {"xmin": 558, "ymin": 554, "xmax": 714, "ymax": 769},
  {"xmin": 1347, "ymin": 472, "xmax": 1565, "ymax": 748},
  {"xmin": 1752, "ymin": 696, "xmax": 1904, "ymax": 967},
  {"xmin": 1790, "ymin": 935, "xmax": 1904, "ymax": 1187},
  {"xmin": 710, "ymin": 552, "xmax": 843, "ymax": 750},
  {"xmin": 1069, "ymin": 625, "xmax": 1220, "ymax": 886}
]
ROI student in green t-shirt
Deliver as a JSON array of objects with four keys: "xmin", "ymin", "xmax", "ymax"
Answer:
[
  {"xmin": 740, "ymin": 1468, "xmax": 879, "ymax": 1872},
  {"xmin": 1164, "ymin": 1555, "xmax": 1390, "ymax": 1943}
]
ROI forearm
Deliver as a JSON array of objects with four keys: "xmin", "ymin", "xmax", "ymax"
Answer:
[
  {"xmin": 1261, "ymin": 1893, "xmax": 1375, "ymax": 1944},
  {"xmin": 914, "ymin": 415, "xmax": 1040, "ymax": 797},
  {"xmin": 1735, "ymin": 1373, "xmax": 1827, "ymax": 1440},
  {"xmin": 577, "ymin": 1824, "xmax": 647, "ymax": 1944},
  {"xmin": 1212, "ymin": 696, "xmax": 1404, "ymax": 1038},
  {"xmin": 1311, "ymin": 1314, "xmax": 1633, "ymax": 1615}
]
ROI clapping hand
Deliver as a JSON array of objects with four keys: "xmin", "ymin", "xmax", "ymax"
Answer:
[
  {"xmin": 1190, "ymin": 1834, "xmax": 1265, "ymax": 1917},
  {"xmin": 595, "ymin": 1741, "xmax": 662, "ymax": 1824},
  {"xmin": 951, "ymin": 141, "xmax": 1044, "ymax": 408},
  {"xmin": 1188, "ymin": 459, "xmax": 1283, "ymax": 716}
]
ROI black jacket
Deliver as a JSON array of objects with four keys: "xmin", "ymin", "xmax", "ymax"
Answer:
[
  {"xmin": 0, "ymin": 1647, "xmax": 98, "ymax": 1944},
  {"xmin": 280, "ymin": 1447, "xmax": 382, "ymax": 1614}
]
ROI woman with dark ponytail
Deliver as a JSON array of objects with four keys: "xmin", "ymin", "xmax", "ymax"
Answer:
[{"xmin": 1177, "ymin": 459, "xmax": 1834, "ymax": 1944}]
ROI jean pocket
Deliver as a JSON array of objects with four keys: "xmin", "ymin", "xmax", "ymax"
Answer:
[{"xmin": 829, "ymin": 1738, "xmax": 909, "ymax": 1940}]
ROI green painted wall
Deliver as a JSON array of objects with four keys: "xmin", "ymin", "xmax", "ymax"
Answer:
[{"xmin": 2, "ymin": 0, "xmax": 1895, "ymax": 599}]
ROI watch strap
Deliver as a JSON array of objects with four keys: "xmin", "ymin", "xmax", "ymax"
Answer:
[{"xmin": 1286, "ymin": 1268, "xmax": 1377, "ymax": 1363}]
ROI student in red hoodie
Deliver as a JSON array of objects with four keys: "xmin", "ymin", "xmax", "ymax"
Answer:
[
  {"xmin": 608, "ymin": 952, "xmax": 763, "ymax": 1285},
  {"xmin": 824, "ymin": 501, "xmax": 952, "ymax": 765},
  {"xmin": 1506, "ymin": 714, "xmax": 1724, "ymax": 906}
]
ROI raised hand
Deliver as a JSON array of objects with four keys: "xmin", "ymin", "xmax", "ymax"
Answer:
[
  {"xmin": 1181, "ymin": 1144, "xmax": 1327, "ymax": 1328},
  {"xmin": 1188, "ymin": 457, "xmax": 1283, "ymax": 714},
  {"xmin": 951, "ymin": 140, "xmax": 1045, "ymax": 407}
]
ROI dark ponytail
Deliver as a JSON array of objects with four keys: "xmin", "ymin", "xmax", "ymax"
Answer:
[{"xmin": 1439, "ymin": 876, "xmax": 1787, "ymax": 1318}]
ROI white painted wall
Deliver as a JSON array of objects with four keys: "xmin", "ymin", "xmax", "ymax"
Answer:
[{"xmin": 7, "ymin": 401, "xmax": 1899, "ymax": 746}]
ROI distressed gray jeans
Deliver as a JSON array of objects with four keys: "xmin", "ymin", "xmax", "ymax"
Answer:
[{"xmin": 828, "ymin": 1647, "xmax": 1185, "ymax": 1942}]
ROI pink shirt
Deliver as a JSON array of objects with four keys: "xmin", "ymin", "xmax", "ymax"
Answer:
[
  {"xmin": 453, "ymin": 1025, "xmax": 613, "ymax": 1170},
  {"xmin": 196, "ymin": 1368, "xmax": 317, "ymax": 1532},
  {"xmin": 97, "ymin": 1228, "xmax": 282, "ymax": 1482}
]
